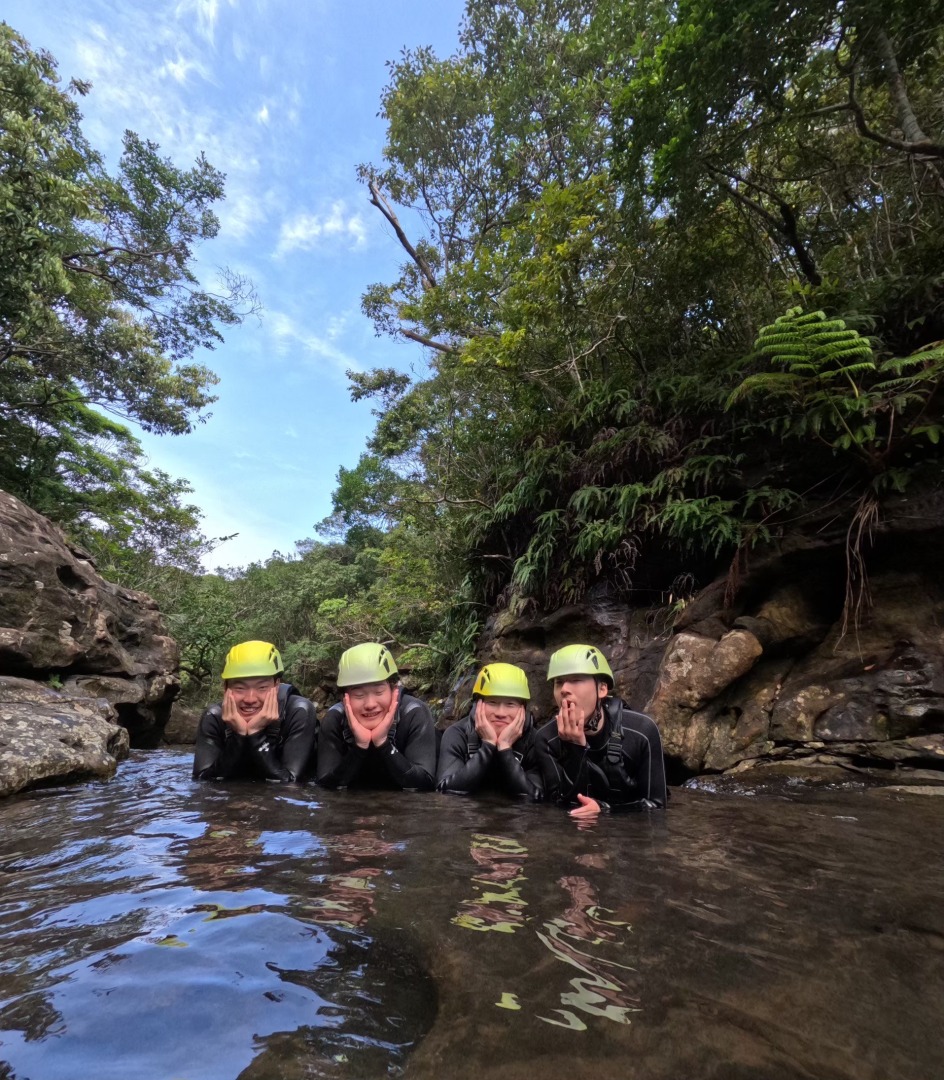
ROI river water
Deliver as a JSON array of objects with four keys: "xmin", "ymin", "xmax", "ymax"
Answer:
[{"xmin": 0, "ymin": 750, "xmax": 942, "ymax": 1080}]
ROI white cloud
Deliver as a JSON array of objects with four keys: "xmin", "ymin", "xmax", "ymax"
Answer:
[
  {"xmin": 268, "ymin": 309, "xmax": 363, "ymax": 375},
  {"xmin": 325, "ymin": 311, "xmax": 351, "ymax": 340},
  {"xmin": 256, "ymin": 103, "xmax": 270, "ymax": 124},
  {"xmin": 216, "ymin": 189, "xmax": 269, "ymax": 240},
  {"xmin": 274, "ymin": 201, "xmax": 368, "ymax": 256},
  {"xmin": 159, "ymin": 53, "xmax": 212, "ymax": 84},
  {"xmin": 175, "ymin": 0, "xmax": 231, "ymax": 44}
]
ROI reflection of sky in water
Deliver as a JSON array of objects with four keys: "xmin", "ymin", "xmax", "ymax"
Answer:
[
  {"xmin": 255, "ymin": 830, "xmax": 328, "ymax": 858},
  {"xmin": 2, "ymin": 751, "xmax": 944, "ymax": 1080},
  {"xmin": 0, "ymin": 911, "xmax": 336, "ymax": 1080}
]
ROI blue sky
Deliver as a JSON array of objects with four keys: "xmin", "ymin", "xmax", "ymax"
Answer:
[{"xmin": 5, "ymin": 0, "xmax": 466, "ymax": 568}]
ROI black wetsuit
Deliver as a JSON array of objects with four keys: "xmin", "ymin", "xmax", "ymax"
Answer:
[
  {"xmin": 436, "ymin": 710, "xmax": 543, "ymax": 800},
  {"xmin": 535, "ymin": 696, "xmax": 667, "ymax": 810},
  {"xmin": 316, "ymin": 692, "xmax": 437, "ymax": 791},
  {"xmin": 192, "ymin": 683, "xmax": 318, "ymax": 782}
]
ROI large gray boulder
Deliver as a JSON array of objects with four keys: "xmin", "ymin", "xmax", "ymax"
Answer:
[
  {"xmin": 0, "ymin": 676, "xmax": 130, "ymax": 797},
  {"xmin": 0, "ymin": 489, "xmax": 179, "ymax": 747}
]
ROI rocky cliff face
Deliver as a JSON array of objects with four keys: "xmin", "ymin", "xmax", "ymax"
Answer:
[
  {"xmin": 0, "ymin": 489, "xmax": 180, "ymax": 794},
  {"xmin": 471, "ymin": 504, "xmax": 944, "ymax": 781}
]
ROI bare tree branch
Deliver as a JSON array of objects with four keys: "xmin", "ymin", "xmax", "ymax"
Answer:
[
  {"xmin": 368, "ymin": 180, "xmax": 438, "ymax": 290},
  {"xmin": 846, "ymin": 72, "xmax": 944, "ymax": 159},
  {"xmin": 400, "ymin": 328, "xmax": 459, "ymax": 354},
  {"xmin": 711, "ymin": 171, "xmax": 822, "ymax": 286}
]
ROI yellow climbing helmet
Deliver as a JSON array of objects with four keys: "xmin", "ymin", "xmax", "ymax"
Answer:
[
  {"xmin": 472, "ymin": 663, "xmax": 530, "ymax": 701},
  {"xmin": 221, "ymin": 640, "xmax": 284, "ymax": 680},
  {"xmin": 546, "ymin": 644, "xmax": 614, "ymax": 685},
  {"xmin": 337, "ymin": 642, "xmax": 399, "ymax": 687}
]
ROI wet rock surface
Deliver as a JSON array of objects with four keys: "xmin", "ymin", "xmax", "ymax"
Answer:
[
  {"xmin": 0, "ymin": 489, "xmax": 179, "ymax": 793},
  {"xmin": 0, "ymin": 676, "xmax": 129, "ymax": 797},
  {"xmin": 162, "ymin": 701, "xmax": 202, "ymax": 745}
]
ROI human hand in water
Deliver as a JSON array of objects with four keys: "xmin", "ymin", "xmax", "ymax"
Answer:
[
  {"xmin": 496, "ymin": 706, "xmax": 526, "ymax": 751},
  {"xmin": 557, "ymin": 698, "xmax": 587, "ymax": 746},
  {"xmin": 369, "ymin": 687, "xmax": 401, "ymax": 747},
  {"xmin": 569, "ymin": 793, "xmax": 601, "ymax": 819},
  {"xmin": 474, "ymin": 703, "xmax": 499, "ymax": 746},
  {"xmin": 343, "ymin": 693, "xmax": 373, "ymax": 749},
  {"xmin": 244, "ymin": 685, "xmax": 280, "ymax": 736}
]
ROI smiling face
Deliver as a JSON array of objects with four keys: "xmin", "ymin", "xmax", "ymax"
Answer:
[
  {"xmin": 552, "ymin": 673, "xmax": 608, "ymax": 720},
  {"xmin": 478, "ymin": 697, "xmax": 525, "ymax": 736},
  {"xmin": 346, "ymin": 681, "xmax": 395, "ymax": 728},
  {"xmin": 225, "ymin": 676, "xmax": 278, "ymax": 720}
]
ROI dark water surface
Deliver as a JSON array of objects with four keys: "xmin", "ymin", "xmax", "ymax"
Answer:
[{"xmin": 0, "ymin": 751, "xmax": 942, "ymax": 1080}]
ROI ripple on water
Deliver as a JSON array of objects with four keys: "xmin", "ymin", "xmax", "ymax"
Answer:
[
  {"xmin": 0, "ymin": 906, "xmax": 435, "ymax": 1080},
  {"xmin": 1, "ymin": 749, "xmax": 943, "ymax": 1080}
]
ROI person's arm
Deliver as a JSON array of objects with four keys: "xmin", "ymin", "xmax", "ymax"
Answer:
[
  {"xmin": 239, "ymin": 696, "xmax": 317, "ymax": 782},
  {"xmin": 541, "ymin": 732, "xmax": 590, "ymax": 805},
  {"xmin": 316, "ymin": 708, "xmax": 367, "ymax": 788},
  {"xmin": 437, "ymin": 719, "xmax": 493, "ymax": 794},
  {"xmin": 381, "ymin": 699, "xmax": 437, "ymax": 790},
  {"xmin": 275, "ymin": 696, "xmax": 318, "ymax": 781},
  {"xmin": 605, "ymin": 713, "xmax": 668, "ymax": 811},
  {"xmin": 192, "ymin": 706, "xmax": 244, "ymax": 780},
  {"xmin": 496, "ymin": 731, "xmax": 544, "ymax": 801},
  {"xmin": 536, "ymin": 721, "xmax": 581, "ymax": 804}
]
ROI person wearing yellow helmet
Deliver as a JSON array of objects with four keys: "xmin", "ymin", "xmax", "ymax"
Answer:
[
  {"xmin": 536, "ymin": 644, "xmax": 667, "ymax": 815},
  {"xmin": 316, "ymin": 643, "xmax": 437, "ymax": 791},
  {"xmin": 436, "ymin": 663, "xmax": 543, "ymax": 800},
  {"xmin": 192, "ymin": 640, "xmax": 318, "ymax": 782}
]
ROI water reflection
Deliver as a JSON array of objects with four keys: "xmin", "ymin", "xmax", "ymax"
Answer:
[
  {"xmin": 0, "ymin": 766, "xmax": 434, "ymax": 1079},
  {"xmin": 453, "ymin": 834, "xmax": 529, "ymax": 934},
  {"xmin": 303, "ymin": 826, "xmax": 400, "ymax": 931},
  {"xmin": 0, "ymin": 753, "xmax": 942, "ymax": 1080},
  {"xmin": 536, "ymin": 873, "xmax": 640, "ymax": 1030},
  {"xmin": 451, "ymin": 834, "xmax": 640, "ymax": 1031}
]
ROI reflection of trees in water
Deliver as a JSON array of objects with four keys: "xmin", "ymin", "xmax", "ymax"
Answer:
[
  {"xmin": 536, "ymin": 874, "xmax": 641, "ymax": 1030},
  {"xmin": 300, "ymin": 828, "xmax": 401, "ymax": 932},
  {"xmin": 451, "ymin": 834, "xmax": 641, "ymax": 1030},
  {"xmin": 452, "ymin": 834, "xmax": 529, "ymax": 934},
  {"xmin": 0, "ymin": 987, "xmax": 64, "ymax": 1045}
]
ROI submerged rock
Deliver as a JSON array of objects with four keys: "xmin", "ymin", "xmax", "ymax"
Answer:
[{"xmin": 0, "ymin": 676, "xmax": 129, "ymax": 797}]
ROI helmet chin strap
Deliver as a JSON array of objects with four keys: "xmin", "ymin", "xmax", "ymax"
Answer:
[{"xmin": 584, "ymin": 704, "xmax": 604, "ymax": 733}]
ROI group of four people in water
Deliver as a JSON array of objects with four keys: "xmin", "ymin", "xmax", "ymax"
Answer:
[{"xmin": 192, "ymin": 640, "xmax": 667, "ymax": 817}]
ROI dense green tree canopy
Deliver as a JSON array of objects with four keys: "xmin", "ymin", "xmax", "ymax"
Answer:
[
  {"xmin": 8, "ymin": 5, "xmax": 943, "ymax": 702},
  {"xmin": 346, "ymin": 0, "xmax": 944, "ymax": 649},
  {"xmin": 0, "ymin": 22, "xmax": 253, "ymax": 602},
  {"xmin": 0, "ymin": 24, "xmax": 252, "ymax": 541}
]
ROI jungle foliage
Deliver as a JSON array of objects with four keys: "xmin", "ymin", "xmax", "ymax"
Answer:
[
  {"xmin": 117, "ymin": 0, "xmax": 944, "ymax": 697},
  {"xmin": 336, "ymin": 0, "xmax": 944, "ymax": 674},
  {"xmin": 5, "ymin": 4, "xmax": 944, "ymax": 700},
  {"xmin": 0, "ymin": 24, "xmax": 250, "ymax": 596}
]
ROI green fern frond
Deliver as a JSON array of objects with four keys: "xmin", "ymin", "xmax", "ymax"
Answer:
[{"xmin": 726, "ymin": 371, "xmax": 803, "ymax": 407}]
